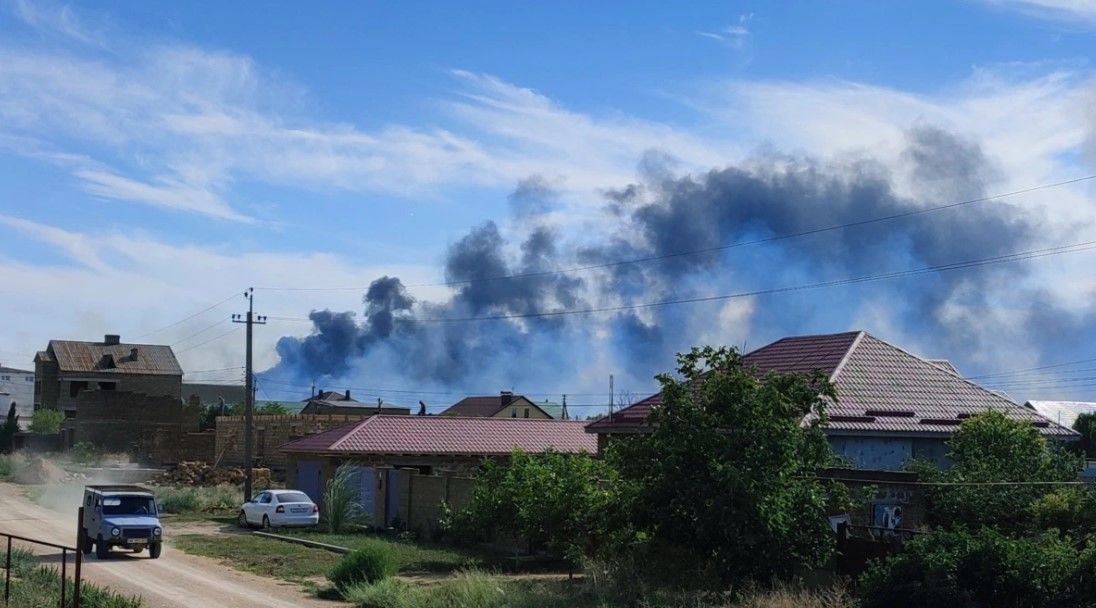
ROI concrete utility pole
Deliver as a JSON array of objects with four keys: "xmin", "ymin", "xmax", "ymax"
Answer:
[
  {"xmin": 232, "ymin": 288, "xmax": 266, "ymax": 502},
  {"xmin": 609, "ymin": 374, "xmax": 614, "ymax": 422}
]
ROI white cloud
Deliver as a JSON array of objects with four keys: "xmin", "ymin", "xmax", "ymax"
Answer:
[
  {"xmin": 983, "ymin": 0, "xmax": 1096, "ymax": 22},
  {"xmin": 5, "ymin": 0, "xmax": 105, "ymax": 45},
  {"xmin": 698, "ymin": 13, "xmax": 754, "ymax": 49}
]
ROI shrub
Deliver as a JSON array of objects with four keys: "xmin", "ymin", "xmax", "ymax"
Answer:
[
  {"xmin": 29, "ymin": 409, "xmax": 63, "ymax": 434},
  {"xmin": 860, "ymin": 528, "xmax": 1076, "ymax": 608},
  {"xmin": 155, "ymin": 487, "xmax": 201, "ymax": 513},
  {"xmin": 154, "ymin": 485, "xmax": 239, "ymax": 514},
  {"xmin": 71, "ymin": 441, "xmax": 102, "ymax": 466},
  {"xmin": 0, "ymin": 455, "xmax": 14, "ymax": 481},
  {"xmin": 329, "ymin": 543, "xmax": 397, "ymax": 591},
  {"xmin": 324, "ymin": 463, "xmax": 364, "ymax": 533}
]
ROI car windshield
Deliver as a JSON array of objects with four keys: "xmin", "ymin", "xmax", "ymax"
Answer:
[
  {"xmin": 102, "ymin": 495, "xmax": 156, "ymax": 516},
  {"xmin": 277, "ymin": 492, "xmax": 311, "ymax": 504}
]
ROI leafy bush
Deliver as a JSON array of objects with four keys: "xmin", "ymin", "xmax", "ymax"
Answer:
[
  {"xmin": 155, "ymin": 485, "xmax": 239, "ymax": 514},
  {"xmin": 0, "ymin": 455, "xmax": 14, "ymax": 480},
  {"xmin": 860, "ymin": 528, "xmax": 1079, "ymax": 608},
  {"xmin": 28, "ymin": 409, "xmax": 63, "ymax": 434},
  {"xmin": 329, "ymin": 543, "xmax": 397, "ymax": 590},
  {"xmin": 324, "ymin": 463, "xmax": 364, "ymax": 533},
  {"xmin": 71, "ymin": 441, "xmax": 103, "ymax": 465}
]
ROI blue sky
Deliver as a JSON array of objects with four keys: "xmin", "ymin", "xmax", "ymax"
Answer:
[{"xmin": 1, "ymin": 0, "xmax": 1096, "ymax": 405}]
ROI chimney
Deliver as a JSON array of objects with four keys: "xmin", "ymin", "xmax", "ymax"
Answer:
[
  {"xmin": 500, "ymin": 391, "xmax": 513, "ymax": 406},
  {"xmin": 345, "ymin": 389, "xmax": 351, "ymax": 401},
  {"xmin": 129, "ymin": 347, "xmax": 139, "ymax": 361},
  {"xmin": 104, "ymin": 334, "xmax": 120, "ymax": 345}
]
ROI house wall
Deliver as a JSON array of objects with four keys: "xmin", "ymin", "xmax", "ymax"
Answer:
[
  {"xmin": 820, "ymin": 468, "xmax": 926, "ymax": 530},
  {"xmin": 66, "ymin": 391, "xmax": 201, "ymax": 463},
  {"xmin": 0, "ymin": 369, "xmax": 34, "ymax": 429},
  {"xmin": 36, "ymin": 363, "xmax": 181, "ymax": 417},
  {"xmin": 217, "ymin": 414, "xmax": 369, "ymax": 469},
  {"xmin": 827, "ymin": 436, "xmax": 951, "ymax": 470},
  {"xmin": 490, "ymin": 398, "xmax": 550, "ymax": 419}
]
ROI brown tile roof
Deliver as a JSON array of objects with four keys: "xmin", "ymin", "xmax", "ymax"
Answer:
[
  {"xmin": 440, "ymin": 394, "xmax": 538, "ymax": 417},
  {"xmin": 46, "ymin": 339, "xmax": 181, "ymax": 376},
  {"xmin": 586, "ymin": 331, "xmax": 1076, "ymax": 439},
  {"xmin": 280, "ymin": 415, "xmax": 596, "ymax": 457}
]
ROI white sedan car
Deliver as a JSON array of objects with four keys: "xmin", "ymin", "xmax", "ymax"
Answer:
[{"xmin": 238, "ymin": 490, "xmax": 319, "ymax": 529}]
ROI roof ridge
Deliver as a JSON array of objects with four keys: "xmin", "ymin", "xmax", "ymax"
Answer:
[
  {"xmin": 328, "ymin": 417, "xmax": 377, "ymax": 451},
  {"xmin": 829, "ymin": 331, "xmax": 866, "ymax": 382}
]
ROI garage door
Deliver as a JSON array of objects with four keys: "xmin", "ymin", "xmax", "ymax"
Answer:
[{"xmin": 295, "ymin": 460, "xmax": 322, "ymax": 504}]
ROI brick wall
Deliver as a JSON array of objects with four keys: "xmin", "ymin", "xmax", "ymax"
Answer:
[
  {"xmin": 67, "ymin": 390, "xmax": 201, "ymax": 464},
  {"xmin": 216, "ymin": 414, "xmax": 367, "ymax": 469}
]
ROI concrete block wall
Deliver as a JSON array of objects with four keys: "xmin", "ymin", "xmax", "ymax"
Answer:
[
  {"xmin": 67, "ymin": 391, "xmax": 201, "ymax": 464},
  {"xmin": 216, "ymin": 414, "xmax": 367, "ymax": 469}
]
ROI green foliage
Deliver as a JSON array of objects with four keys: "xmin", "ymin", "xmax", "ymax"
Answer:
[
  {"xmin": 914, "ymin": 411, "xmax": 1081, "ymax": 535},
  {"xmin": 1073, "ymin": 412, "xmax": 1096, "ymax": 458},
  {"xmin": 455, "ymin": 449, "xmax": 616, "ymax": 563},
  {"xmin": 0, "ymin": 403, "xmax": 18, "ymax": 453},
  {"xmin": 860, "ymin": 527, "xmax": 1092, "ymax": 608},
  {"xmin": 329, "ymin": 543, "xmax": 397, "ymax": 590},
  {"xmin": 604, "ymin": 345, "xmax": 844, "ymax": 586},
  {"xmin": 2, "ymin": 547, "xmax": 141, "ymax": 607},
  {"xmin": 154, "ymin": 485, "xmax": 239, "ymax": 514},
  {"xmin": 28, "ymin": 408, "xmax": 63, "ymax": 434},
  {"xmin": 71, "ymin": 441, "xmax": 103, "ymax": 465},
  {"xmin": 324, "ymin": 463, "xmax": 365, "ymax": 533},
  {"xmin": 0, "ymin": 455, "xmax": 13, "ymax": 480}
]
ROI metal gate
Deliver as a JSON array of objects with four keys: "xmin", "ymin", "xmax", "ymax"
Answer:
[{"xmin": 295, "ymin": 460, "xmax": 322, "ymax": 504}]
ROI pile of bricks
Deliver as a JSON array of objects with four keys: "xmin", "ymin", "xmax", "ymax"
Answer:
[{"xmin": 151, "ymin": 461, "xmax": 271, "ymax": 486}]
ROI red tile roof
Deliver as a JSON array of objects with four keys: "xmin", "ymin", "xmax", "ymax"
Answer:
[
  {"xmin": 280, "ymin": 415, "xmax": 596, "ymax": 457},
  {"xmin": 586, "ymin": 331, "xmax": 1076, "ymax": 439}
]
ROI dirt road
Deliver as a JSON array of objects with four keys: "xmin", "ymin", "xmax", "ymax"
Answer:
[{"xmin": 0, "ymin": 482, "xmax": 341, "ymax": 608}]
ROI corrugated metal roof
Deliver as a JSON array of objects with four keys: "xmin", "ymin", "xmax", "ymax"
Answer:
[
  {"xmin": 587, "ymin": 331, "xmax": 1076, "ymax": 439},
  {"xmin": 281, "ymin": 415, "xmax": 596, "ymax": 456},
  {"xmin": 47, "ymin": 339, "xmax": 181, "ymax": 376}
]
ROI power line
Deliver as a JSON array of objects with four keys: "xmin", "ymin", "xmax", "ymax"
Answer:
[
  {"xmin": 170, "ymin": 318, "xmax": 232, "ymax": 347},
  {"xmin": 132, "ymin": 292, "xmax": 240, "ymax": 341},
  {"xmin": 969, "ymin": 357, "xmax": 1096, "ymax": 380},
  {"xmin": 252, "ymin": 174, "xmax": 1096, "ymax": 292},
  {"xmin": 174, "ymin": 327, "xmax": 242, "ymax": 355},
  {"xmin": 272, "ymin": 238, "xmax": 1095, "ymax": 324}
]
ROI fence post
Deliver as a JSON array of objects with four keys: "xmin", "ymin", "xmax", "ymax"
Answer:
[
  {"xmin": 5, "ymin": 536, "xmax": 11, "ymax": 605},
  {"xmin": 60, "ymin": 548, "xmax": 66, "ymax": 608},
  {"xmin": 75, "ymin": 507, "xmax": 83, "ymax": 608}
]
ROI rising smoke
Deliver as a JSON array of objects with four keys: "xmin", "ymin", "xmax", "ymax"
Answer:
[{"xmin": 264, "ymin": 126, "xmax": 1069, "ymax": 402}]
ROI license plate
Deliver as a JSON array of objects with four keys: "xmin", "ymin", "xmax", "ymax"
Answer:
[
  {"xmin": 126, "ymin": 538, "xmax": 147, "ymax": 545},
  {"xmin": 291, "ymin": 508, "xmax": 308, "ymax": 513}
]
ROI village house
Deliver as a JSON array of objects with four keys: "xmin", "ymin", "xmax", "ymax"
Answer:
[
  {"xmin": 299, "ymin": 389, "xmax": 410, "ymax": 416},
  {"xmin": 0, "ymin": 365, "xmax": 34, "ymax": 428},
  {"xmin": 587, "ymin": 331, "xmax": 1078, "ymax": 470},
  {"xmin": 281, "ymin": 415, "xmax": 595, "ymax": 530},
  {"xmin": 439, "ymin": 391, "xmax": 558, "ymax": 419}
]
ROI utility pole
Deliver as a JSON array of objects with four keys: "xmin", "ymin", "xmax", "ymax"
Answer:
[
  {"xmin": 232, "ymin": 288, "xmax": 266, "ymax": 502},
  {"xmin": 609, "ymin": 374, "xmax": 614, "ymax": 422}
]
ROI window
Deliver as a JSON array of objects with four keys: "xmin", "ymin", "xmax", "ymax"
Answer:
[
  {"xmin": 85, "ymin": 495, "xmax": 92, "ymax": 507},
  {"xmin": 69, "ymin": 381, "xmax": 88, "ymax": 398},
  {"xmin": 510, "ymin": 409, "xmax": 516, "ymax": 418},
  {"xmin": 276, "ymin": 492, "xmax": 311, "ymax": 504},
  {"xmin": 524, "ymin": 408, "xmax": 530, "ymax": 418},
  {"xmin": 25, "ymin": 376, "xmax": 33, "ymax": 382},
  {"xmin": 259, "ymin": 493, "xmax": 273, "ymax": 504},
  {"xmin": 64, "ymin": 410, "xmax": 76, "ymax": 419},
  {"xmin": 98, "ymin": 381, "xmax": 116, "ymax": 391},
  {"xmin": 102, "ymin": 495, "xmax": 155, "ymax": 515},
  {"xmin": 0, "ymin": 375, "xmax": 9, "ymax": 381}
]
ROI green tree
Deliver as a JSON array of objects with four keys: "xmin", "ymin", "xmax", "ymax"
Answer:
[
  {"xmin": 0, "ymin": 403, "xmax": 18, "ymax": 453},
  {"xmin": 605, "ymin": 345, "xmax": 846, "ymax": 586},
  {"xmin": 28, "ymin": 409, "xmax": 63, "ymax": 434},
  {"xmin": 458, "ymin": 449, "xmax": 617, "ymax": 564},
  {"xmin": 914, "ymin": 411, "xmax": 1080, "ymax": 535},
  {"xmin": 1073, "ymin": 412, "xmax": 1096, "ymax": 458}
]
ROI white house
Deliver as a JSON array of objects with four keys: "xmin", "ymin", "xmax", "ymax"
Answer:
[{"xmin": 0, "ymin": 365, "xmax": 35, "ymax": 429}]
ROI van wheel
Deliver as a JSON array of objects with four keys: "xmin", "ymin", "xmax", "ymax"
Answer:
[
  {"xmin": 149, "ymin": 542, "xmax": 162, "ymax": 559},
  {"xmin": 95, "ymin": 536, "xmax": 109, "ymax": 560},
  {"xmin": 237, "ymin": 511, "xmax": 249, "ymax": 529}
]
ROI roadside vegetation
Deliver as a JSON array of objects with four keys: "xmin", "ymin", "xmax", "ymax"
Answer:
[
  {"xmin": 1, "ymin": 546, "xmax": 142, "ymax": 608},
  {"xmin": 154, "ymin": 485, "xmax": 239, "ymax": 516}
]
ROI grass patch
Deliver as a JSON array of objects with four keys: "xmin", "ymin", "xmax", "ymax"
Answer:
[
  {"xmin": 174, "ymin": 534, "xmax": 340, "ymax": 583},
  {"xmin": 154, "ymin": 485, "xmax": 239, "ymax": 515},
  {"xmin": 0, "ymin": 454, "xmax": 15, "ymax": 480},
  {"xmin": 2, "ymin": 546, "xmax": 142, "ymax": 607},
  {"xmin": 345, "ymin": 572, "xmax": 588, "ymax": 608},
  {"xmin": 279, "ymin": 530, "xmax": 486, "ymax": 574}
]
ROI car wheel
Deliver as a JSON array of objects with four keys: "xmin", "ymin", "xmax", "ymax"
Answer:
[
  {"xmin": 95, "ymin": 536, "xmax": 109, "ymax": 560},
  {"xmin": 238, "ymin": 511, "xmax": 249, "ymax": 529},
  {"xmin": 149, "ymin": 542, "xmax": 162, "ymax": 559},
  {"xmin": 261, "ymin": 515, "xmax": 271, "ymax": 530}
]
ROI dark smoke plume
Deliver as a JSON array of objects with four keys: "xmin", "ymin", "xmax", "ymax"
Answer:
[{"xmin": 263, "ymin": 125, "xmax": 1082, "ymax": 404}]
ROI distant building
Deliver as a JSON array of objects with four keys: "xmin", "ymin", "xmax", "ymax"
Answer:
[
  {"xmin": 587, "ymin": 331, "xmax": 1077, "ymax": 470},
  {"xmin": 0, "ymin": 365, "xmax": 34, "ymax": 429},
  {"xmin": 440, "ymin": 391, "xmax": 555, "ymax": 419},
  {"xmin": 300, "ymin": 389, "xmax": 409, "ymax": 416},
  {"xmin": 34, "ymin": 334, "xmax": 182, "ymax": 421},
  {"xmin": 1025, "ymin": 401, "xmax": 1096, "ymax": 431},
  {"xmin": 182, "ymin": 383, "xmax": 247, "ymax": 408}
]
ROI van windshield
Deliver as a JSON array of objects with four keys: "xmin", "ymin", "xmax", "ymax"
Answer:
[{"xmin": 102, "ymin": 495, "xmax": 156, "ymax": 516}]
